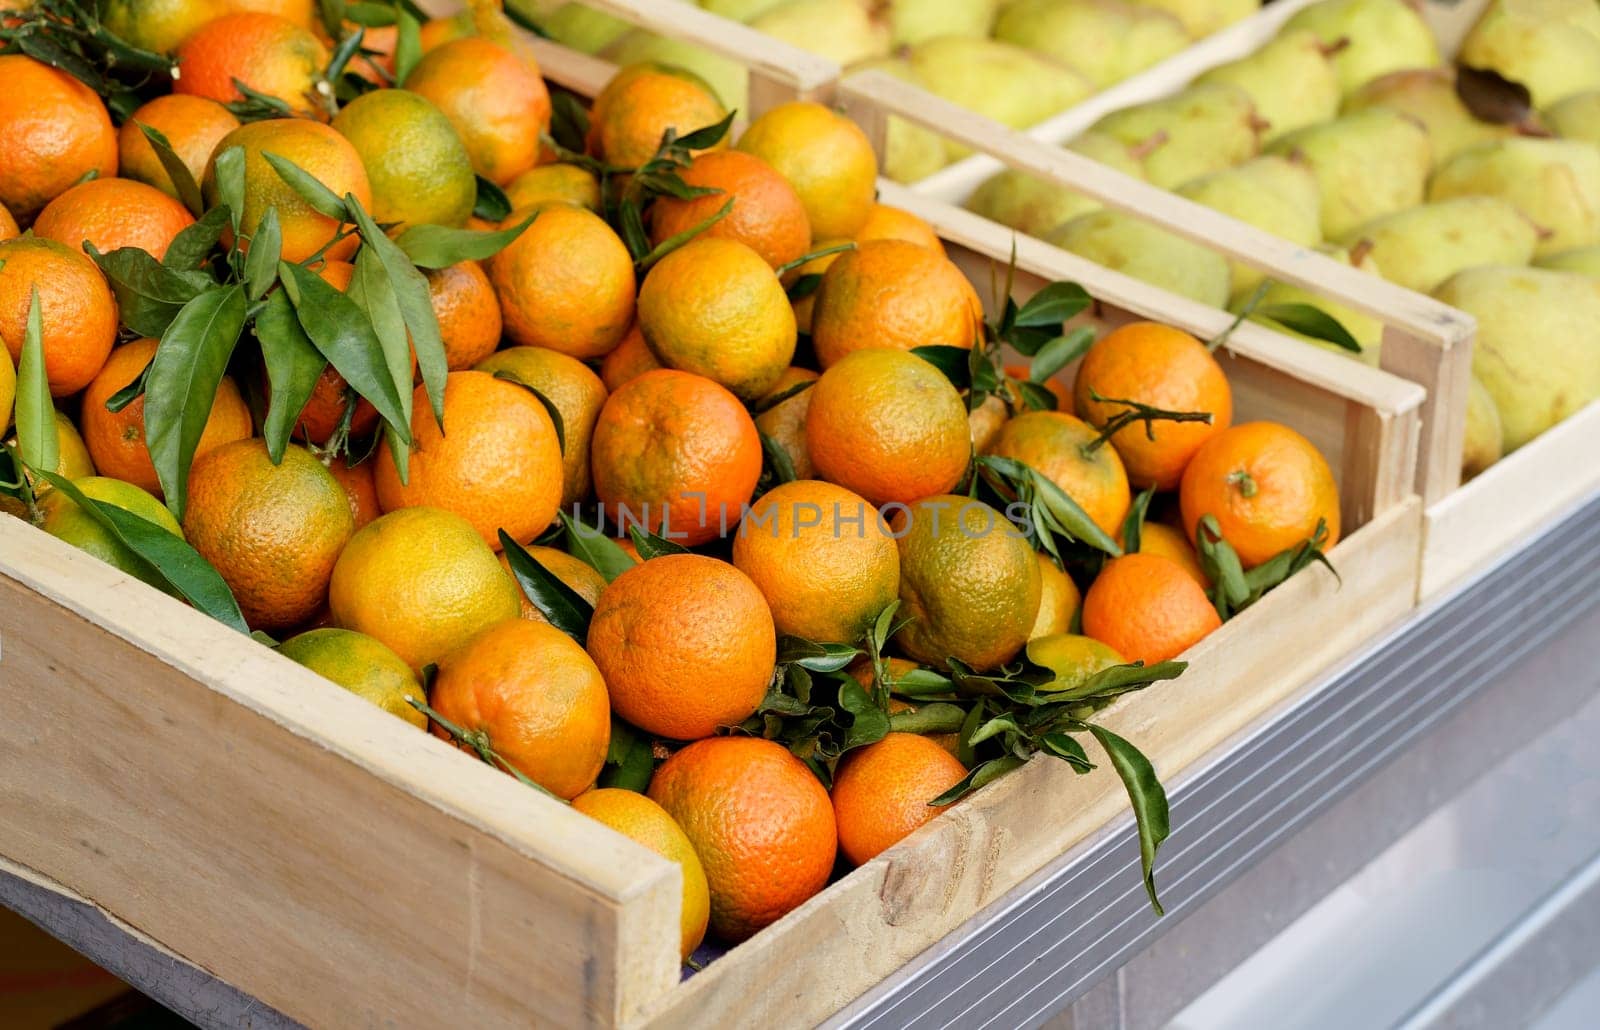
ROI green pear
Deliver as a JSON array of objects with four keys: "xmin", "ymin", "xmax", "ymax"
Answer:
[
  {"xmin": 1342, "ymin": 68, "xmax": 1516, "ymax": 168},
  {"xmin": 992, "ymin": 0, "xmax": 1192, "ymax": 90},
  {"xmin": 749, "ymin": 0, "xmax": 892, "ymax": 65},
  {"xmin": 1537, "ymin": 245, "xmax": 1600, "ymax": 276},
  {"xmin": 1266, "ymin": 108, "xmax": 1431, "ymax": 239},
  {"xmin": 964, "ymin": 132, "xmax": 1147, "ymax": 236},
  {"xmin": 1196, "ymin": 29, "xmax": 1341, "ymax": 142},
  {"xmin": 602, "ymin": 32, "xmax": 747, "ymax": 113},
  {"xmin": 888, "ymin": 0, "xmax": 1003, "ymax": 47},
  {"xmin": 1461, "ymin": 374, "xmax": 1505, "ymax": 478},
  {"xmin": 1433, "ymin": 265, "xmax": 1600, "ymax": 452},
  {"xmin": 540, "ymin": 3, "xmax": 632, "ymax": 54},
  {"xmin": 700, "ymin": 0, "xmax": 789, "ymax": 19},
  {"xmin": 1128, "ymin": 0, "xmax": 1258, "ymax": 38},
  {"xmin": 1094, "ymin": 82, "xmax": 1265, "ymax": 188},
  {"xmin": 1428, "ymin": 138, "xmax": 1600, "ymax": 257},
  {"xmin": 1048, "ymin": 209, "xmax": 1232, "ymax": 308},
  {"xmin": 1341, "ymin": 196, "xmax": 1540, "ymax": 294},
  {"xmin": 1177, "ymin": 156, "xmax": 1323, "ymax": 300},
  {"xmin": 1545, "ymin": 91, "xmax": 1600, "ymax": 148},
  {"xmin": 851, "ymin": 57, "xmax": 949, "ymax": 183},
  {"xmin": 1458, "ymin": 0, "xmax": 1600, "ymax": 109},
  {"xmin": 909, "ymin": 37, "xmax": 1095, "ymax": 161},
  {"xmin": 1282, "ymin": 0, "xmax": 1441, "ymax": 95},
  {"xmin": 1237, "ymin": 244, "xmax": 1386, "ymax": 366}
]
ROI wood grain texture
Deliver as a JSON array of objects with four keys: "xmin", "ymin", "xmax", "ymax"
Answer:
[{"xmin": 0, "ymin": 521, "xmax": 681, "ymax": 1028}]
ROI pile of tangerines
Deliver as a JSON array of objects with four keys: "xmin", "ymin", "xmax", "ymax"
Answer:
[{"xmin": 0, "ymin": 0, "xmax": 1342, "ymax": 957}]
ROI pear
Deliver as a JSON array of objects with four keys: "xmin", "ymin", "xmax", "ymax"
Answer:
[
  {"xmin": 1177, "ymin": 156, "xmax": 1323, "ymax": 301},
  {"xmin": 1461, "ymin": 374, "xmax": 1505, "ymax": 478},
  {"xmin": 1094, "ymin": 83, "xmax": 1264, "ymax": 188},
  {"xmin": 1537, "ymin": 245, "xmax": 1600, "ymax": 277},
  {"xmin": 1545, "ymin": 91, "xmax": 1600, "ymax": 148},
  {"xmin": 1428, "ymin": 138, "xmax": 1600, "ymax": 257},
  {"xmin": 700, "ymin": 0, "xmax": 789, "ymax": 18},
  {"xmin": 1128, "ymin": 0, "xmax": 1258, "ymax": 38},
  {"xmin": 1266, "ymin": 108, "xmax": 1431, "ymax": 239},
  {"xmin": 1458, "ymin": 0, "xmax": 1600, "ymax": 109},
  {"xmin": 540, "ymin": 3, "xmax": 632, "ymax": 54},
  {"xmin": 1048, "ymin": 209, "xmax": 1232, "ymax": 308},
  {"xmin": 888, "ymin": 0, "xmax": 1003, "ymax": 47},
  {"xmin": 992, "ymin": 0, "xmax": 1192, "ymax": 90},
  {"xmin": 1282, "ymin": 0, "xmax": 1441, "ymax": 95},
  {"xmin": 1238, "ymin": 244, "xmax": 1386, "ymax": 366},
  {"xmin": 1342, "ymin": 196, "xmax": 1540, "ymax": 294},
  {"xmin": 908, "ymin": 37, "xmax": 1095, "ymax": 161},
  {"xmin": 1196, "ymin": 29, "xmax": 1341, "ymax": 142},
  {"xmin": 602, "ymin": 32, "xmax": 747, "ymax": 113},
  {"xmin": 1433, "ymin": 265, "xmax": 1600, "ymax": 451},
  {"xmin": 749, "ymin": 0, "xmax": 892, "ymax": 66},
  {"xmin": 965, "ymin": 132, "xmax": 1147, "ymax": 236},
  {"xmin": 1342, "ymin": 68, "xmax": 1515, "ymax": 168},
  {"xmin": 851, "ymin": 57, "xmax": 949, "ymax": 182}
]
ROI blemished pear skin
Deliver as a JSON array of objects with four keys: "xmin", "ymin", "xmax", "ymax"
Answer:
[
  {"xmin": 1177, "ymin": 156, "xmax": 1323, "ymax": 301},
  {"xmin": 992, "ymin": 0, "xmax": 1192, "ymax": 90},
  {"xmin": 965, "ymin": 132, "xmax": 1148, "ymax": 237},
  {"xmin": 1545, "ymin": 91, "xmax": 1600, "ymax": 149},
  {"xmin": 1457, "ymin": 0, "xmax": 1600, "ymax": 109},
  {"xmin": 908, "ymin": 36, "xmax": 1095, "ymax": 161},
  {"xmin": 749, "ymin": 0, "xmax": 891, "ymax": 66},
  {"xmin": 1093, "ymin": 82, "xmax": 1265, "ymax": 188},
  {"xmin": 1342, "ymin": 67, "xmax": 1515, "ymax": 168},
  {"xmin": 852, "ymin": 57, "xmax": 949, "ymax": 183},
  {"xmin": 1462, "ymin": 374, "xmax": 1505, "ymax": 479},
  {"xmin": 1266, "ymin": 107, "xmax": 1431, "ymax": 239},
  {"xmin": 1537, "ymin": 245, "xmax": 1600, "ymax": 277},
  {"xmin": 1048, "ymin": 209, "xmax": 1232, "ymax": 308},
  {"xmin": 1196, "ymin": 29, "xmax": 1342, "ymax": 143},
  {"xmin": 1342, "ymin": 196, "xmax": 1541, "ymax": 295},
  {"xmin": 1427, "ymin": 138, "xmax": 1600, "ymax": 258},
  {"xmin": 1433, "ymin": 265, "xmax": 1600, "ymax": 453},
  {"xmin": 1282, "ymin": 0, "xmax": 1441, "ymax": 95},
  {"xmin": 1237, "ymin": 244, "xmax": 1386, "ymax": 366}
]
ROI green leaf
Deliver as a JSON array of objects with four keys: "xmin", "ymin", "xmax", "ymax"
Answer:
[
  {"xmin": 318, "ymin": 0, "xmax": 347, "ymax": 37},
  {"xmin": 104, "ymin": 357, "xmax": 152, "ymax": 414},
  {"xmin": 1014, "ymin": 379, "xmax": 1059, "ymax": 412},
  {"xmin": 675, "ymin": 111, "xmax": 737, "ymax": 152},
  {"xmin": 1121, "ymin": 487, "xmax": 1155, "ymax": 555},
  {"xmin": 134, "ymin": 121, "xmax": 204, "ymax": 217},
  {"xmin": 1030, "ymin": 326, "xmax": 1095, "ymax": 384},
  {"xmin": 28, "ymin": 468, "xmax": 250, "ymax": 634},
  {"xmin": 635, "ymin": 197, "xmax": 734, "ymax": 273},
  {"xmin": 1087, "ymin": 723, "xmax": 1169, "ymax": 915},
  {"xmin": 775, "ymin": 637, "xmax": 859, "ymax": 673},
  {"xmin": 930, "ymin": 755, "xmax": 1025, "ymax": 807},
  {"xmin": 164, "ymin": 206, "xmax": 232, "ymax": 271},
  {"xmin": 14, "ymin": 289, "xmax": 56, "ymax": 474},
  {"xmin": 911, "ymin": 345, "xmax": 974, "ymax": 389},
  {"xmin": 598, "ymin": 720, "xmax": 656, "ymax": 792},
  {"xmin": 395, "ymin": 213, "xmax": 535, "ymax": 268},
  {"xmin": 473, "ymin": 175, "xmax": 512, "ymax": 223},
  {"xmin": 145, "ymin": 285, "xmax": 248, "ymax": 517},
  {"xmin": 87, "ymin": 244, "xmax": 210, "ymax": 338},
  {"xmin": 346, "ymin": 245, "xmax": 415, "ymax": 427},
  {"xmin": 278, "ymin": 261, "xmax": 411, "ymax": 442},
  {"xmin": 325, "ymin": 24, "xmax": 366, "ymax": 85},
  {"xmin": 345, "ymin": 196, "xmax": 447, "ymax": 424},
  {"xmin": 1041, "ymin": 659, "xmax": 1187, "ymax": 704},
  {"xmin": 489, "ymin": 371, "xmax": 566, "ymax": 454},
  {"xmin": 758, "ymin": 431, "xmax": 797, "ymax": 486},
  {"xmin": 1014, "ymin": 281, "xmax": 1091, "ymax": 329},
  {"xmin": 617, "ymin": 200, "xmax": 650, "ymax": 262},
  {"xmin": 969, "ymin": 713, "xmax": 1022, "ymax": 747},
  {"xmin": 243, "ymin": 207, "xmax": 283, "ymax": 301},
  {"xmin": 1020, "ymin": 460, "xmax": 1122, "ymax": 556},
  {"xmin": 211, "ymin": 147, "xmax": 246, "ymax": 234},
  {"xmin": 500, "ymin": 531, "xmax": 594, "ymax": 644},
  {"xmin": 256, "ymin": 290, "xmax": 327, "ymax": 462},
  {"xmin": 1041, "ymin": 732, "xmax": 1093, "ymax": 772},
  {"xmin": 837, "ymin": 678, "xmax": 889, "ymax": 752},
  {"xmin": 627, "ymin": 524, "xmax": 689, "ymax": 560},
  {"xmin": 785, "ymin": 272, "xmax": 823, "ymax": 302},
  {"xmin": 773, "ymin": 241, "xmax": 855, "ymax": 280},
  {"xmin": 869, "ymin": 599, "xmax": 901, "ymax": 656},
  {"xmin": 1256, "ymin": 303, "xmax": 1362, "ymax": 353},
  {"xmin": 263, "ymin": 153, "xmax": 350, "ymax": 221},
  {"xmin": 1195, "ymin": 514, "xmax": 1250, "ymax": 619},
  {"xmin": 560, "ymin": 511, "xmax": 636, "ymax": 582},
  {"xmin": 548, "ymin": 93, "xmax": 590, "ymax": 156},
  {"xmin": 393, "ymin": 8, "xmax": 422, "ymax": 85},
  {"xmin": 956, "ymin": 701, "xmax": 983, "ymax": 767}
]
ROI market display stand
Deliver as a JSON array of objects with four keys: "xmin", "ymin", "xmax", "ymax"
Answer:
[{"xmin": 5, "ymin": 485, "xmax": 1594, "ymax": 1029}]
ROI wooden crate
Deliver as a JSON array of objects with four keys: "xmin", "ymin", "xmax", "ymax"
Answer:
[{"xmin": 0, "ymin": 10, "xmax": 1427, "ymax": 1029}]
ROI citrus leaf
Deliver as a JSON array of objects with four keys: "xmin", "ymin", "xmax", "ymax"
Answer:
[
  {"xmin": 325, "ymin": 24, "xmax": 366, "ymax": 85},
  {"xmin": 164, "ymin": 206, "xmax": 232, "ymax": 271},
  {"xmin": 345, "ymin": 195, "xmax": 446, "ymax": 424},
  {"xmin": 318, "ymin": 0, "xmax": 347, "ymax": 37},
  {"xmin": 104, "ymin": 357, "xmax": 152, "ymax": 414},
  {"xmin": 635, "ymin": 197, "xmax": 733, "ymax": 272},
  {"xmin": 490, "ymin": 371, "xmax": 565, "ymax": 454},
  {"xmin": 930, "ymin": 755, "xmax": 1024, "ymax": 807},
  {"xmin": 499, "ymin": 531, "xmax": 593, "ymax": 645},
  {"xmin": 1041, "ymin": 659, "xmax": 1186, "ymax": 704},
  {"xmin": 29, "ymin": 468, "xmax": 249, "ymax": 634},
  {"xmin": 1015, "ymin": 379, "xmax": 1059, "ymax": 412},
  {"xmin": 627, "ymin": 524, "xmax": 688, "ymax": 560},
  {"xmin": 1027, "ymin": 463, "xmax": 1122, "ymax": 556},
  {"xmin": 912, "ymin": 345, "xmax": 973, "ymax": 388},
  {"xmin": 758, "ymin": 431, "xmax": 797, "ymax": 486},
  {"xmin": 87, "ymin": 244, "xmax": 210, "ymax": 338},
  {"xmin": 1195, "ymin": 514, "xmax": 1250, "ymax": 620},
  {"xmin": 242, "ymin": 207, "xmax": 282, "ymax": 301},
  {"xmin": 346, "ymin": 245, "xmax": 415, "ymax": 431},
  {"xmin": 560, "ymin": 511, "xmax": 636, "ymax": 582},
  {"xmin": 263, "ymin": 153, "xmax": 350, "ymax": 220},
  {"xmin": 278, "ymin": 261, "xmax": 410, "ymax": 442},
  {"xmin": 773, "ymin": 241, "xmax": 854, "ymax": 280},
  {"xmin": 393, "ymin": 8, "xmax": 421, "ymax": 85},
  {"xmin": 1014, "ymin": 281, "xmax": 1091, "ymax": 329},
  {"xmin": 344, "ymin": 2, "xmax": 396, "ymax": 27},
  {"xmin": 837, "ymin": 678, "xmax": 889, "ymax": 752},
  {"xmin": 395, "ymin": 213, "xmax": 535, "ymax": 268},
  {"xmin": 957, "ymin": 699, "xmax": 983, "ymax": 767},
  {"xmin": 211, "ymin": 146, "xmax": 246, "ymax": 234},
  {"xmin": 548, "ymin": 93, "xmax": 590, "ymax": 156},
  {"xmin": 1256, "ymin": 303, "xmax": 1361, "ymax": 353},
  {"xmin": 1041, "ymin": 732, "xmax": 1093, "ymax": 772},
  {"xmin": 598, "ymin": 720, "xmax": 656, "ymax": 792},
  {"xmin": 1087, "ymin": 723, "xmax": 1169, "ymax": 915},
  {"xmin": 134, "ymin": 121, "xmax": 205, "ymax": 217},
  {"xmin": 1030, "ymin": 326, "xmax": 1094, "ymax": 384},
  {"xmin": 674, "ymin": 111, "xmax": 736, "ymax": 152},
  {"xmin": 473, "ymin": 175, "xmax": 511, "ymax": 223},
  {"xmin": 775, "ymin": 637, "xmax": 859, "ymax": 673},
  {"xmin": 256, "ymin": 290, "xmax": 327, "ymax": 462},
  {"xmin": 145, "ymin": 285, "xmax": 247, "ymax": 518},
  {"xmin": 969, "ymin": 713, "xmax": 1022, "ymax": 747},
  {"xmin": 785, "ymin": 272, "xmax": 822, "ymax": 302},
  {"xmin": 1121, "ymin": 486, "xmax": 1155, "ymax": 555},
  {"xmin": 14, "ymin": 288, "xmax": 56, "ymax": 474}
]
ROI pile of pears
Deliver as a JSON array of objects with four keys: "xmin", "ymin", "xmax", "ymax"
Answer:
[
  {"xmin": 965, "ymin": 0, "xmax": 1600, "ymax": 478},
  {"xmin": 522, "ymin": 0, "xmax": 1268, "ymax": 180}
]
